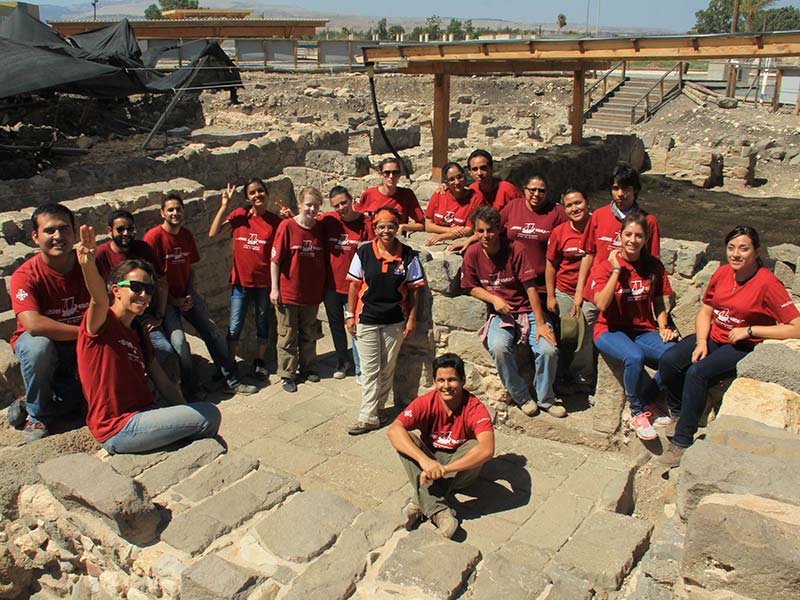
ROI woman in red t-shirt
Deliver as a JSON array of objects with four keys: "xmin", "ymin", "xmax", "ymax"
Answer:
[
  {"xmin": 355, "ymin": 157, "xmax": 425, "ymax": 237},
  {"xmin": 424, "ymin": 162, "xmax": 486, "ymax": 246},
  {"xmin": 586, "ymin": 212, "xmax": 676, "ymax": 441},
  {"xmin": 545, "ymin": 188, "xmax": 593, "ymax": 388},
  {"xmin": 270, "ymin": 187, "xmax": 327, "ymax": 393},
  {"xmin": 657, "ymin": 226, "xmax": 800, "ymax": 466},
  {"xmin": 75, "ymin": 226, "xmax": 220, "ymax": 454},
  {"xmin": 209, "ymin": 177, "xmax": 290, "ymax": 382}
]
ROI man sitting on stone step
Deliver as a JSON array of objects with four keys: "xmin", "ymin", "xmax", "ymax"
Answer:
[
  {"xmin": 142, "ymin": 194, "xmax": 257, "ymax": 397},
  {"xmin": 387, "ymin": 353, "xmax": 495, "ymax": 539},
  {"xmin": 7, "ymin": 203, "xmax": 89, "ymax": 442}
]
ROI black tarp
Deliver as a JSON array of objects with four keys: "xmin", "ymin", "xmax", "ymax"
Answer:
[{"xmin": 0, "ymin": 9, "xmax": 242, "ymax": 100}]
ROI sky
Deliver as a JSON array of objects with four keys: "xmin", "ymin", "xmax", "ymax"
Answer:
[{"xmin": 39, "ymin": 0, "xmax": 800, "ymax": 32}]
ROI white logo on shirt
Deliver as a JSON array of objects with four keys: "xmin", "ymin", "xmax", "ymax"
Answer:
[
  {"xmin": 166, "ymin": 247, "xmax": 187, "ymax": 262},
  {"xmin": 15, "ymin": 289, "xmax": 28, "ymax": 302},
  {"xmin": 403, "ymin": 409, "xmax": 413, "ymax": 418},
  {"xmin": 630, "ymin": 279, "xmax": 646, "ymax": 296},
  {"xmin": 62, "ymin": 297, "xmax": 77, "ymax": 317},
  {"xmin": 443, "ymin": 210, "xmax": 456, "ymax": 224}
]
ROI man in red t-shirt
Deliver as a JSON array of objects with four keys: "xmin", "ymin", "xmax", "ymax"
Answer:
[
  {"xmin": 387, "ymin": 353, "xmax": 494, "ymax": 539},
  {"xmin": 466, "ymin": 149, "xmax": 524, "ymax": 212},
  {"xmin": 8, "ymin": 203, "xmax": 88, "ymax": 442},
  {"xmin": 143, "ymin": 195, "xmax": 257, "ymax": 396}
]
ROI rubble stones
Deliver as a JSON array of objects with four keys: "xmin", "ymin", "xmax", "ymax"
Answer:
[
  {"xmin": 181, "ymin": 554, "xmax": 263, "ymax": 600},
  {"xmin": 553, "ymin": 511, "xmax": 652, "ymax": 590},
  {"xmin": 681, "ymin": 494, "xmax": 800, "ymax": 600},
  {"xmin": 37, "ymin": 454, "xmax": 160, "ymax": 544},
  {"xmin": 676, "ymin": 440, "xmax": 800, "ymax": 518},
  {"xmin": 378, "ymin": 529, "xmax": 482, "ymax": 600},
  {"xmin": 253, "ymin": 490, "xmax": 359, "ymax": 563},
  {"xmin": 718, "ymin": 377, "xmax": 799, "ymax": 433},
  {"xmin": 767, "ymin": 243, "xmax": 800, "ymax": 265},
  {"xmin": 736, "ymin": 344, "xmax": 800, "ymax": 394}
]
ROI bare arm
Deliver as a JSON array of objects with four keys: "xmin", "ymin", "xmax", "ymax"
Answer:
[
  {"xmin": 545, "ymin": 258, "xmax": 558, "ymax": 313},
  {"xmin": 269, "ymin": 262, "xmax": 281, "ymax": 306},
  {"xmin": 524, "ymin": 281, "xmax": 557, "ymax": 346},
  {"xmin": 75, "ymin": 225, "xmax": 109, "ymax": 336},
  {"xmin": 403, "ymin": 285, "xmax": 420, "ymax": 338},
  {"xmin": 591, "ymin": 251, "xmax": 620, "ymax": 312},
  {"xmin": 729, "ymin": 315, "xmax": 800, "ymax": 345},
  {"xmin": 147, "ymin": 356, "xmax": 186, "ymax": 405},
  {"xmin": 16, "ymin": 311, "xmax": 80, "ymax": 342},
  {"xmin": 208, "ymin": 183, "xmax": 234, "ymax": 239},
  {"xmin": 469, "ymin": 287, "xmax": 512, "ymax": 315},
  {"xmin": 345, "ymin": 280, "xmax": 361, "ymax": 336},
  {"xmin": 436, "ymin": 430, "xmax": 494, "ymax": 475},
  {"xmin": 398, "ymin": 221, "xmax": 424, "ymax": 234},
  {"xmin": 573, "ymin": 253, "xmax": 595, "ymax": 311},
  {"xmin": 653, "ymin": 295, "xmax": 676, "ymax": 342},
  {"xmin": 691, "ymin": 303, "xmax": 715, "ymax": 362},
  {"xmin": 446, "ymin": 232, "xmax": 478, "ymax": 254}
]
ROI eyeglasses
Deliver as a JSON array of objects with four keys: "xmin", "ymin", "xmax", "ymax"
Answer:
[
  {"xmin": 469, "ymin": 165, "xmax": 490, "ymax": 172},
  {"xmin": 525, "ymin": 187, "xmax": 547, "ymax": 194},
  {"xmin": 446, "ymin": 173, "xmax": 466, "ymax": 183},
  {"xmin": 375, "ymin": 223, "xmax": 399, "ymax": 231},
  {"xmin": 382, "ymin": 170, "xmax": 401, "ymax": 177},
  {"xmin": 115, "ymin": 225, "xmax": 135, "ymax": 233},
  {"xmin": 116, "ymin": 280, "xmax": 155, "ymax": 296}
]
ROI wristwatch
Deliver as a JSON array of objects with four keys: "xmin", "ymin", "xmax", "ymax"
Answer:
[
  {"xmin": 747, "ymin": 326, "xmax": 753, "ymax": 337},
  {"xmin": 344, "ymin": 310, "xmax": 354, "ymax": 319}
]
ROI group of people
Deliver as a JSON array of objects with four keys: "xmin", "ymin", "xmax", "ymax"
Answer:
[{"xmin": 6, "ymin": 148, "xmax": 799, "ymax": 539}]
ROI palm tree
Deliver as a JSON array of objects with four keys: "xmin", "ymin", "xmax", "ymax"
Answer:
[
  {"xmin": 557, "ymin": 13, "xmax": 567, "ymax": 30},
  {"xmin": 741, "ymin": 0, "xmax": 776, "ymax": 31}
]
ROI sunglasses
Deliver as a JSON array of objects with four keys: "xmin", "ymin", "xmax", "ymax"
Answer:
[
  {"xmin": 525, "ymin": 187, "xmax": 547, "ymax": 194},
  {"xmin": 382, "ymin": 170, "xmax": 401, "ymax": 177},
  {"xmin": 115, "ymin": 225, "xmax": 135, "ymax": 233},
  {"xmin": 116, "ymin": 280, "xmax": 155, "ymax": 295}
]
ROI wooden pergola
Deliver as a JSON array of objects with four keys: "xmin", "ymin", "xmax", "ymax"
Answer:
[{"xmin": 362, "ymin": 31, "xmax": 800, "ymax": 177}]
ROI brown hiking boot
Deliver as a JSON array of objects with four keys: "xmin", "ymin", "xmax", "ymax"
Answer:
[
  {"xmin": 432, "ymin": 508, "xmax": 458, "ymax": 539},
  {"xmin": 656, "ymin": 442, "xmax": 687, "ymax": 468}
]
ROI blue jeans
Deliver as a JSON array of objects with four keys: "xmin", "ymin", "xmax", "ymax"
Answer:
[
  {"xmin": 14, "ymin": 332, "xmax": 85, "ymax": 426},
  {"xmin": 659, "ymin": 335, "xmax": 749, "ymax": 448},
  {"xmin": 485, "ymin": 313, "xmax": 558, "ymax": 408},
  {"xmin": 162, "ymin": 289, "xmax": 241, "ymax": 387},
  {"xmin": 595, "ymin": 329, "xmax": 675, "ymax": 415},
  {"xmin": 323, "ymin": 288, "xmax": 361, "ymax": 374},
  {"xmin": 100, "ymin": 402, "xmax": 221, "ymax": 454},
  {"xmin": 228, "ymin": 285, "xmax": 269, "ymax": 343}
]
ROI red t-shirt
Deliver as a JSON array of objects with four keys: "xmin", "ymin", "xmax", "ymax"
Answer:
[
  {"xmin": 321, "ymin": 212, "xmax": 369, "ymax": 294},
  {"xmin": 586, "ymin": 255, "xmax": 673, "ymax": 341},
  {"xmin": 703, "ymin": 264, "xmax": 800, "ymax": 346},
  {"xmin": 270, "ymin": 218, "xmax": 326, "ymax": 306},
  {"xmin": 461, "ymin": 240, "xmax": 537, "ymax": 314},
  {"xmin": 9, "ymin": 254, "xmax": 90, "ymax": 349},
  {"xmin": 581, "ymin": 204, "xmax": 661, "ymax": 263},
  {"xmin": 227, "ymin": 207, "xmax": 283, "ymax": 288},
  {"xmin": 95, "ymin": 240, "xmax": 163, "ymax": 282},
  {"xmin": 77, "ymin": 309, "xmax": 156, "ymax": 442},
  {"xmin": 546, "ymin": 221, "xmax": 588, "ymax": 296},
  {"xmin": 469, "ymin": 179, "xmax": 524, "ymax": 212},
  {"xmin": 143, "ymin": 226, "xmax": 200, "ymax": 298},
  {"xmin": 355, "ymin": 187, "xmax": 424, "ymax": 238},
  {"xmin": 397, "ymin": 389, "xmax": 493, "ymax": 451},
  {"xmin": 500, "ymin": 198, "xmax": 567, "ymax": 292},
  {"xmin": 424, "ymin": 188, "xmax": 487, "ymax": 228}
]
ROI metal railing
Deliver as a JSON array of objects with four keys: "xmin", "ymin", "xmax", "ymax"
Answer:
[
  {"xmin": 584, "ymin": 60, "xmax": 627, "ymax": 116},
  {"xmin": 629, "ymin": 61, "xmax": 685, "ymax": 124}
]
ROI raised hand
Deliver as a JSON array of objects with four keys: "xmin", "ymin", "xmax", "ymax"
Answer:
[
  {"xmin": 221, "ymin": 183, "xmax": 235, "ymax": 208},
  {"xmin": 74, "ymin": 224, "xmax": 96, "ymax": 266}
]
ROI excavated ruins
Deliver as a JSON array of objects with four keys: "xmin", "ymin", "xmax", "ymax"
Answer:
[{"xmin": 0, "ymin": 71, "xmax": 799, "ymax": 600}]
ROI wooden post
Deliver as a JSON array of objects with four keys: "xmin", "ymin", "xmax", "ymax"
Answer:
[
  {"xmin": 772, "ymin": 68, "xmax": 782, "ymax": 111},
  {"xmin": 432, "ymin": 73, "xmax": 451, "ymax": 179},
  {"xmin": 571, "ymin": 69, "xmax": 585, "ymax": 146}
]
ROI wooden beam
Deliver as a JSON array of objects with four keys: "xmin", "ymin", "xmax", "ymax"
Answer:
[
  {"xmin": 401, "ymin": 59, "xmax": 610, "ymax": 75},
  {"xmin": 432, "ymin": 73, "xmax": 450, "ymax": 179},
  {"xmin": 571, "ymin": 69, "xmax": 585, "ymax": 146}
]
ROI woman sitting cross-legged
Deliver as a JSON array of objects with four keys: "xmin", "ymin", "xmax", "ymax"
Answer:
[
  {"xmin": 75, "ymin": 225, "xmax": 221, "ymax": 454},
  {"xmin": 657, "ymin": 225, "xmax": 800, "ymax": 467},
  {"xmin": 585, "ymin": 212, "xmax": 676, "ymax": 441}
]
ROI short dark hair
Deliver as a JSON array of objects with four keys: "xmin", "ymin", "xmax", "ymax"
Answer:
[
  {"xmin": 31, "ymin": 203, "xmax": 75, "ymax": 231},
  {"xmin": 467, "ymin": 149, "xmax": 493, "ymax": 168},
  {"xmin": 329, "ymin": 185, "xmax": 353, "ymax": 201},
  {"xmin": 610, "ymin": 163, "xmax": 641, "ymax": 193},
  {"xmin": 562, "ymin": 187, "xmax": 587, "ymax": 201},
  {"xmin": 108, "ymin": 258, "xmax": 156, "ymax": 286},
  {"xmin": 377, "ymin": 157, "xmax": 402, "ymax": 172},
  {"xmin": 161, "ymin": 194, "xmax": 184, "ymax": 210},
  {"xmin": 441, "ymin": 162, "xmax": 465, "ymax": 183},
  {"xmin": 470, "ymin": 205, "xmax": 501, "ymax": 230},
  {"xmin": 724, "ymin": 225, "xmax": 760, "ymax": 249},
  {"xmin": 107, "ymin": 209, "xmax": 134, "ymax": 228},
  {"xmin": 245, "ymin": 178, "xmax": 269, "ymax": 196},
  {"xmin": 432, "ymin": 353, "xmax": 466, "ymax": 381}
]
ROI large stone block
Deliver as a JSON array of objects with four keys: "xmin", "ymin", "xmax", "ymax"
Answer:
[
  {"xmin": 554, "ymin": 511, "xmax": 652, "ymax": 591},
  {"xmin": 682, "ymin": 494, "xmax": 800, "ymax": 600},
  {"xmin": 675, "ymin": 241, "xmax": 709, "ymax": 278},
  {"xmin": 369, "ymin": 125, "xmax": 421, "ymax": 154},
  {"xmin": 445, "ymin": 329, "xmax": 493, "ymax": 368},
  {"xmin": 181, "ymin": 554, "xmax": 263, "ymax": 600},
  {"xmin": 0, "ymin": 309, "xmax": 16, "ymax": 342},
  {"xmin": 692, "ymin": 260, "xmax": 720, "ymax": 294},
  {"xmin": 136, "ymin": 438, "xmax": 225, "ymax": 496},
  {"xmin": 735, "ymin": 344, "xmax": 800, "ymax": 395},
  {"xmin": 0, "ymin": 339, "xmax": 23, "ymax": 405},
  {"xmin": 470, "ymin": 541, "xmax": 550, "ymax": 600},
  {"xmin": 590, "ymin": 354, "xmax": 626, "ymax": 435},
  {"xmin": 671, "ymin": 290, "xmax": 702, "ymax": 338},
  {"xmin": 676, "ymin": 440, "xmax": 800, "ymax": 519},
  {"xmin": 172, "ymin": 452, "xmax": 260, "ymax": 502},
  {"xmin": 773, "ymin": 261, "xmax": 795, "ymax": 288},
  {"xmin": 378, "ymin": 529, "xmax": 481, "ymax": 600},
  {"xmin": 423, "ymin": 254, "xmax": 463, "ymax": 297},
  {"xmin": 432, "ymin": 295, "xmax": 487, "ymax": 331},
  {"xmin": 37, "ymin": 453, "xmax": 160, "ymax": 544},
  {"xmin": 304, "ymin": 150, "xmax": 370, "ymax": 177},
  {"xmin": 706, "ymin": 415, "xmax": 800, "ymax": 461},
  {"xmin": 0, "ymin": 277, "xmax": 9, "ymax": 312},
  {"xmin": 718, "ymin": 377, "xmax": 800, "ymax": 433},
  {"xmin": 766, "ymin": 243, "xmax": 800, "ymax": 265},
  {"xmin": 253, "ymin": 489, "xmax": 359, "ymax": 563}
]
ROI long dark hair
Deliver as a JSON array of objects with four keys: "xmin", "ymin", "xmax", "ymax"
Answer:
[
  {"xmin": 620, "ymin": 212, "xmax": 658, "ymax": 286},
  {"xmin": 724, "ymin": 225, "xmax": 763, "ymax": 267}
]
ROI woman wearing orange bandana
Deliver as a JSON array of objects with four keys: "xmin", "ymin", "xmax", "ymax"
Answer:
[{"xmin": 344, "ymin": 207, "xmax": 426, "ymax": 435}]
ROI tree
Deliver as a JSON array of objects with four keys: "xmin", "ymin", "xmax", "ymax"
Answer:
[
  {"xmin": 693, "ymin": 0, "xmax": 741, "ymax": 33},
  {"xmin": 692, "ymin": 0, "xmax": 784, "ymax": 32},
  {"xmin": 388, "ymin": 24, "xmax": 405, "ymax": 39},
  {"xmin": 376, "ymin": 18, "xmax": 388, "ymax": 40},
  {"xmin": 557, "ymin": 13, "xmax": 567, "ymax": 30},
  {"xmin": 464, "ymin": 19, "xmax": 474, "ymax": 39},
  {"xmin": 144, "ymin": 3, "xmax": 162, "ymax": 19},
  {"xmin": 741, "ymin": 0, "xmax": 775, "ymax": 31},
  {"xmin": 425, "ymin": 15, "xmax": 442, "ymax": 38},
  {"xmin": 760, "ymin": 5, "xmax": 800, "ymax": 31},
  {"xmin": 446, "ymin": 18, "xmax": 464, "ymax": 40}
]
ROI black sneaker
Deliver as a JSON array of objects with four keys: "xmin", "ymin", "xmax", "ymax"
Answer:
[
  {"xmin": 302, "ymin": 371, "xmax": 320, "ymax": 383},
  {"xmin": 253, "ymin": 359, "xmax": 270, "ymax": 382},
  {"xmin": 7, "ymin": 397, "xmax": 27, "ymax": 430},
  {"xmin": 282, "ymin": 378, "xmax": 298, "ymax": 393}
]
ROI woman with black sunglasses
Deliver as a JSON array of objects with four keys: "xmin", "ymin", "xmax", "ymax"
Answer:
[
  {"xmin": 75, "ymin": 225, "xmax": 221, "ymax": 454},
  {"xmin": 355, "ymin": 157, "xmax": 425, "ymax": 237}
]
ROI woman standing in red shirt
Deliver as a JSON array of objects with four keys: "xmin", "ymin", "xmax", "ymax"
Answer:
[
  {"xmin": 586, "ymin": 212, "xmax": 676, "ymax": 441},
  {"xmin": 657, "ymin": 226, "xmax": 800, "ymax": 466},
  {"xmin": 355, "ymin": 157, "xmax": 425, "ymax": 237},
  {"xmin": 424, "ymin": 162, "xmax": 486, "ymax": 246},
  {"xmin": 75, "ymin": 226, "xmax": 220, "ymax": 454}
]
